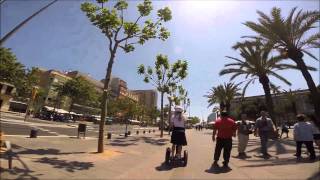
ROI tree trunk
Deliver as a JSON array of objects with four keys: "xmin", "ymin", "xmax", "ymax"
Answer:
[
  {"xmin": 0, "ymin": 0, "xmax": 58, "ymax": 45},
  {"xmin": 259, "ymin": 75, "xmax": 277, "ymax": 126},
  {"xmin": 97, "ymin": 50, "xmax": 116, "ymax": 153},
  {"xmin": 168, "ymin": 99, "xmax": 172, "ymax": 135},
  {"xmin": 160, "ymin": 92, "xmax": 164, "ymax": 138},
  {"xmin": 293, "ymin": 57, "xmax": 320, "ymax": 128},
  {"xmin": 226, "ymin": 102, "xmax": 231, "ymax": 113}
]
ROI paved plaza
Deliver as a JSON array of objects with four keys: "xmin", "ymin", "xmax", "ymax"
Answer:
[{"xmin": 1, "ymin": 116, "xmax": 319, "ymax": 180}]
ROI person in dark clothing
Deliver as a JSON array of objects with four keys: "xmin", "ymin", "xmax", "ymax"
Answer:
[
  {"xmin": 280, "ymin": 124, "xmax": 289, "ymax": 138},
  {"xmin": 212, "ymin": 111, "xmax": 237, "ymax": 169}
]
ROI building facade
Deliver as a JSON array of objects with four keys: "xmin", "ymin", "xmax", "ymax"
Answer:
[
  {"xmin": 66, "ymin": 71, "xmax": 104, "ymax": 93},
  {"xmin": 230, "ymin": 89, "xmax": 315, "ymax": 125},
  {"xmin": 131, "ymin": 90, "xmax": 158, "ymax": 108}
]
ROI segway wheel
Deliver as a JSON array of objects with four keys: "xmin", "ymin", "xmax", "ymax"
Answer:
[
  {"xmin": 165, "ymin": 147, "xmax": 171, "ymax": 165},
  {"xmin": 183, "ymin": 150, "xmax": 188, "ymax": 167}
]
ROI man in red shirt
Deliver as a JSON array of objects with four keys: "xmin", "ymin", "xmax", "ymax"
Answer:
[{"xmin": 212, "ymin": 111, "xmax": 237, "ymax": 168}]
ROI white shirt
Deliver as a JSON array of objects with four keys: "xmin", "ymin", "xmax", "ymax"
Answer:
[
  {"xmin": 293, "ymin": 122, "xmax": 314, "ymax": 141},
  {"xmin": 171, "ymin": 114, "xmax": 186, "ymax": 128}
]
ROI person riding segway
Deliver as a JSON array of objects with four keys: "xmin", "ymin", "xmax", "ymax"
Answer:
[{"xmin": 165, "ymin": 106, "xmax": 188, "ymax": 166}]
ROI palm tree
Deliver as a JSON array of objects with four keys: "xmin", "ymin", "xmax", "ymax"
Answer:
[
  {"xmin": 243, "ymin": 7, "xmax": 320, "ymax": 126},
  {"xmin": 204, "ymin": 82, "xmax": 240, "ymax": 113},
  {"xmin": 220, "ymin": 40, "xmax": 298, "ymax": 125}
]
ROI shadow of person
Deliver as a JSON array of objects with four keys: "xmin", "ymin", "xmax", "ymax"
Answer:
[
  {"xmin": 205, "ymin": 163, "xmax": 232, "ymax": 174},
  {"xmin": 155, "ymin": 162, "xmax": 173, "ymax": 171}
]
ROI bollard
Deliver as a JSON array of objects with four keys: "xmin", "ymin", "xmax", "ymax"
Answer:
[
  {"xmin": 128, "ymin": 131, "xmax": 131, "ymax": 135},
  {"xmin": 124, "ymin": 132, "xmax": 128, "ymax": 137},
  {"xmin": 153, "ymin": 129, "xmax": 155, "ymax": 133},
  {"xmin": 107, "ymin": 133, "xmax": 112, "ymax": 139},
  {"xmin": 149, "ymin": 130, "xmax": 151, "ymax": 133},
  {"xmin": 136, "ymin": 131, "xmax": 139, "ymax": 135},
  {"xmin": 143, "ymin": 130, "xmax": 146, "ymax": 134},
  {"xmin": 30, "ymin": 129, "xmax": 38, "ymax": 138}
]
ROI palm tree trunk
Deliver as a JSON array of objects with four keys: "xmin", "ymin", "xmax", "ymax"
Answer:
[
  {"xmin": 293, "ymin": 57, "xmax": 320, "ymax": 128},
  {"xmin": 259, "ymin": 75, "xmax": 277, "ymax": 126},
  {"xmin": 0, "ymin": 0, "xmax": 58, "ymax": 45},
  {"xmin": 226, "ymin": 102, "xmax": 231, "ymax": 113},
  {"xmin": 98, "ymin": 47, "xmax": 117, "ymax": 153}
]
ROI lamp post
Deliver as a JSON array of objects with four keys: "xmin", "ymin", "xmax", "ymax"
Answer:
[{"xmin": 24, "ymin": 86, "xmax": 39, "ymax": 122}]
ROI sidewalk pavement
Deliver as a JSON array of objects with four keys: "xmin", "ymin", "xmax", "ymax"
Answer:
[{"xmin": 0, "ymin": 129, "xmax": 319, "ymax": 180}]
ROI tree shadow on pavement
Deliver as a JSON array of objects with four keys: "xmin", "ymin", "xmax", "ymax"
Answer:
[
  {"xmin": 141, "ymin": 137, "xmax": 168, "ymax": 146},
  {"xmin": 107, "ymin": 137, "xmax": 139, "ymax": 147},
  {"xmin": 34, "ymin": 157, "xmax": 94, "ymax": 172},
  {"xmin": 0, "ymin": 152, "xmax": 43, "ymax": 179},
  {"xmin": 307, "ymin": 171, "xmax": 320, "ymax": 180},
  {"xmin": 12, "ymin": 144, "xmax": 87, "ymax": 156},
  {"xmin": 241, "ymin": 157, "xmax": 318, "ymax": 167},
  {"xmin": 205, "ymin": 164, "xmax": 232, "ymax": 174},
  {"xmin": 246, "ymin": 140, "xmax": 295, "ymax": 155}
]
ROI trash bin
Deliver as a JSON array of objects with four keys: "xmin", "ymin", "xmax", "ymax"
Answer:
[
  {"xmin": 128, "ymin": 131, "xmax": 131, "ymax": 135},
  {"xmin": 124, "ymin": 132, "xmax": 128, "ymax": 137},
  {"xmin": 30, "ymin": 129, "xmax": 38, "ymax": 138},
  {"xmin": 136, "ymin": 131, "xmax": 139, "ymax": 135},
  {"xmin": 78, "ymin": 123, "xmax": 87, "ymax": 138},
  {"xmin": 107, "ymin": 133, "xmax": 112, "ymax": 139}
]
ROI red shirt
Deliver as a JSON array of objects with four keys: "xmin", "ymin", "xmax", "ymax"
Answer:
[{"xmin": 214, "ymin": 117, "xmax": 237, "ymax": 138}]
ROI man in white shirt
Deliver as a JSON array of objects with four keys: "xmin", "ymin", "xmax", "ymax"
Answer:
[{"xmin": 293, "ymin": 114, "xmax": 316, "ymax": 160}]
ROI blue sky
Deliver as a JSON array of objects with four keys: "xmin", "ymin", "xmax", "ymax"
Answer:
[{"xmin": 1, "ymin": 0, "xmax": 319, "ymax": 120}]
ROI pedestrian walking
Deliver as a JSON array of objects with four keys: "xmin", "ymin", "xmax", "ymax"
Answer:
[
  {"xmin": 280, "ymin": 123, "xmax": 289, "ymax": 138},
  {"xmin": 236, "ymin": 113, "xmax": 252, "ymax": 158},
  {"xmin": 254, "ymin": 110, "xmax": 275, "ymax": 159},
  {"xmin": 308, "ymin": 115, "xmax": 320, "ymax": 153},
  {"xmin": 293, "ymin": 114, "xmax": 316, "ymax": 161},
  {"xmin": 170, "ymin": 106, "xmax": 188, "ymax": 159},
  {"xmin": 212, "ymin": 111, "xmax": 237, "ymax": 169}
]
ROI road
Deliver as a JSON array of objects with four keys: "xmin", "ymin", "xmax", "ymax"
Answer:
[
  {"xmin": 0, "ymin": 112, "xmax": 157, "ymax": 138},
  {"xmin": 1, "ymin": 125, "xmax": 319, "ymax": 179}
]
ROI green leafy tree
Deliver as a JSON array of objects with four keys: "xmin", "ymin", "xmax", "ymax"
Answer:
[
  {"xmin": 219, "ymin": 40, "xmax": 314, "ymax": 125},
  {"xmin": 137, "ymin": 54, "xmax": 188, "ymax": 137},
  {"xmin": 204, "ymin": 82, "xmax": 240, "ymax": 113},
  {"xmin": 188, "ymin": 116, "xmax": 200, "ymax": 125},
  {"xmin": 244, "ymin": 7, "xmax": 320, "ymax": 127},
  {"xmin": 56, "ymin": 77, "xmax": 96, "ymax": 113},
  {"xmin": 81, "ymin": 0, "xmax": 172, "ymax": 153},
  {"xmin": 0, "ymin": 47, "xmax": 25, "ymax": 87},
  {"xmin": 0, "ymin": 48, "xmax": 41, "ymax": 100}
]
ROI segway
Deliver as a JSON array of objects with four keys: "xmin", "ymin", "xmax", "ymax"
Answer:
[{"xmin": 165, "ymin": 147, "xmax": 188, "ymax": 167}]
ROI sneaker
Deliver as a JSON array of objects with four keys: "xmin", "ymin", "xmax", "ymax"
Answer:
[{"xmin": 222, "ymin": 162, "xmax": 230, "ymax": 169}]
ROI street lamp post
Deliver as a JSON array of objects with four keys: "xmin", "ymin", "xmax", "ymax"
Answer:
[{"xmin": 24, "ymin": 86, "xmax": 39, "ymax": 122}]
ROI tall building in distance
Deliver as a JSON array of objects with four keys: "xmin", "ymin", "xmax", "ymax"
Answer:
[
  {"xmin": 102, "ymin": 76, "xmax": 139, "ymax": 102},
  {"xmin": 131, "ymin": 90, "xmax": 158, "ymax": 108}
]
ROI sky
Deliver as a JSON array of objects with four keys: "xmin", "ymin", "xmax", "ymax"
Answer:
[{"xmin": 1, "ymin": 0, "xmax": 319, "ymax": 120}]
